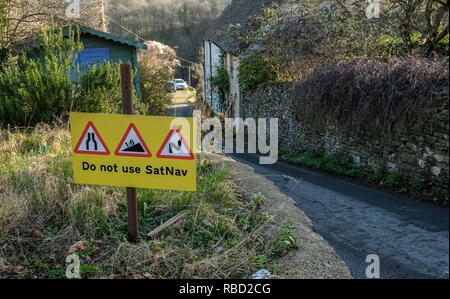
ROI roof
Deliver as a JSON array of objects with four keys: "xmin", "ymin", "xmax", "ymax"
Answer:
[
  {"xmin": 203, "ymin": 0, "xmax": 284, "ymax": 54},
  {"xmin": 12, "ymin": 26, "xmax": 147, "ymax": 54},
  {"xmin": 64, "ymin": 26, "xmax": 148, "ymax": 50}
]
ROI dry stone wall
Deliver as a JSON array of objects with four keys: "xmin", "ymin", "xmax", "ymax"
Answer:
[{"xmin": 240, "ymin": 82, "xmax": 449, "ymax": 189}]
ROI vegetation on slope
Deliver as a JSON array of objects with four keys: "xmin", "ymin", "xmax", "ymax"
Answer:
[{"xmin": 0, "ymin": 125, "xmax": 295, "ymax": 279}]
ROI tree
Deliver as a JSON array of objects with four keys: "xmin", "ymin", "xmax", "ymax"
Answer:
[
  {"xmin": 138, "ymin": 41, "xmax": 180, "ymax": 116},
  {"xmin": 1, "ymin": 0, "xmax": 106, "ymax": 52},
  {"xmin": 235, "ymin": 0, "xmax": 448, "ymax": 83},
  {"xmin": 106, "ymin": 0, "xmax": 229, "ymax": 63},
  {"xmin": 0, "ymin": 1, "xmax": 9, "ymax": 38},
  {"xmin": 388, "ymin": 0, "xmax": 449, "ymax": 54}
]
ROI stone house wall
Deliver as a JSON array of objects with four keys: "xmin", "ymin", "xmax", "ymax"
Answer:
[{"xmin": 204, "ymin": 40, "xmax": 223, "ymax": 114}]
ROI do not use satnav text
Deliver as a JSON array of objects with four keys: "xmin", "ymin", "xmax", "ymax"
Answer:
[{"xmin": 82, "ymin": 162, "xmax": 189, "ymax": 177}]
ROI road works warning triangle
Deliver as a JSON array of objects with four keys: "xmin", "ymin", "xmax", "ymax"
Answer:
[
  {"xmin": 115, "ymin": 123, "xmax": 152, "ymax": 157},
  {"xmin": 74, "ymin": 121, "xmax": 110, "ymax": 155},
  {"xmin": 157, "ymin": 126, "xmax": 194, "ymax": 160}
]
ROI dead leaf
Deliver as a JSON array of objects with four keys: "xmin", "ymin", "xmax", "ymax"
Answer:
[
  {"xmin": 27, "ymin": 228, "xmax": 44, "ymax": 239},
  {"xmin": 143, "ymin": 273, "xmax": 154, "ymax": 279},
  {"xmin": 0, "ymin": 259, "xmax": 8, "ymax": 271},
  {"xmin": 174, "ymin": 219, "xmax": 186, "ymax": 230},
  {"xmin": 68, "ymin": 241, "xmax": 87, "ymax": 254},
  {"xmin": 51, "ymin": 141, "xmax": 61, "ymax": 153}
]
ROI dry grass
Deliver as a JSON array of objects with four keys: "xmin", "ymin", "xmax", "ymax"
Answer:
[
  {"xmin": 0, "ymin": 125, "xmax": 280, "ymax": 279},
  {"xmin": 171, "ymin": 88, "xmax": 197, "ymax": 104}
]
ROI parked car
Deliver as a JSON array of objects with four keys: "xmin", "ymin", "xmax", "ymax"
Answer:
[
  {"xmin": 174, "ymin": 79, "xmax": 188, "ymax": 90},
  {"xmin": 167, "ymin": 81, "xmax": 177, "ymax": 92}
]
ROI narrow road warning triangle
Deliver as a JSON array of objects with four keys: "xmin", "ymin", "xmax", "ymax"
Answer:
[
  {"xmin": 157, "ymin": 126, "xmax": 194, "ymax": 160},
  {"xmin": 115, "ymin": 123, "xmax": 152, "ymax": 157},
  {"xmin": 74, "ymin": 121, "xmax": 110, "ymax": 155}
]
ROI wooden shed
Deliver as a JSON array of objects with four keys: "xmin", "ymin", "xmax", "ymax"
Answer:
[
  {"xmin": 68, "ymin": 27, "xmax": 148, "ymax": 99},
  {"xmin": 17, "ymin": 26, "xmax": 148, "ymax": 98}
]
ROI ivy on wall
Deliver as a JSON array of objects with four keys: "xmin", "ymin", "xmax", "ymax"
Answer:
[
  {"xmin": 210, "ymin": 57, "xmax": 230, "ymax": 104},
  {"xmin": 238, "ymin": 53, "xmax": 277, "ymax": 91}
]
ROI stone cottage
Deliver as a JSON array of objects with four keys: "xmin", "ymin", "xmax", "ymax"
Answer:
[
  {"xmin": 203, "ymin": 0, "xmax": 279, "ymax": 118},
  {"xmin": 203, "ymin": 0, "xmax": 346, "ymax": 117}
]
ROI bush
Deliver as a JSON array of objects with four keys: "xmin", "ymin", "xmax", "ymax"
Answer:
[
  {"xmin": 0, "ymin": 24, "xmax": 139, "ymax": 127},
  {"xmin": 273, "ymin": 220, "xmax": 298, "ymax": 256},
  {"xmin": 210, "ymin": 62, "xmax": 229, "ymax": 99},
  {"xmin": 237, "ymin": 1, "xmax": 449, "ymax": 82},
  {"xmin": 238, "ymin": 53, "xmax": 278, "ymax": 91},
  {"xmin": 294, "ymin": 57, "xmax": 449, "ymax": 135},
  {"xmin": 139, "ymin": 68, "xmax": 171, "ymax": 116},
  {"xmin": 138, "ymin": 41, "xmax": 179, "ymax": 116},
  {"xmin": 0, "ymin": 23, "xmax": 80, "ymax": 126},
  {"xmin": 73, "ymin": 61, "xmax": 122, "ymax": 114}
]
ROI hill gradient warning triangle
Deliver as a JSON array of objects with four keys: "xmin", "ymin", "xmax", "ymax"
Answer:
[
  {"xmin": 115, "ymin": 123, "xmax": 152, "ymax": 157},
  {"xmin": 157, "ymin": 126, "xmax": 194, "ymax": 160},
  {"xmin": 74, "ymin": 121, "xmax": 110, "ymax": 155}
]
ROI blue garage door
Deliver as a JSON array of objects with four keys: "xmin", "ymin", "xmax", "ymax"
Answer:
[{"xmin": 75, "ymin": 48, "xmax": 110, "ymax": 69}]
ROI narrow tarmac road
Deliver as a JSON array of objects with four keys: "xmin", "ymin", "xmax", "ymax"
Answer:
[
  {"xmin": 167, "ymin": 103, "xmax": 194, "ymax": 118},
  {"xmin": 232, "ymin": 153, "xmax": 449, "ymax": 279},
  {"xmin": 169, "ymin": 103, "xmax": 449, "ymax": 279}
]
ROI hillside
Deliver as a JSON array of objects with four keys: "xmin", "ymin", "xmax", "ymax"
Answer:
[{"xmin": 106, "ymin": 0, "xmax": 229, "ymax": 62}]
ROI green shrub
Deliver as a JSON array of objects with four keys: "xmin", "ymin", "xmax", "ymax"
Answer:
[
  {"xmin": 210, "ymin": 63, "xmax": 230, "ymax": 96},
  {"xmin": 0, "ymin": 52, "xmax": 74, "ymax": 126},
  {"xmin": 0, "ymin": 24, "xmax": 140, "ymax": 127},
  {"xmin": 74, "ymin": 61, "xmax": 122, "ymax": 114},
  {"xmin": 273, "ymin": 220, "xmax": 298, "ymax": 256},
  {"xmin": 435, "ymin": 33, "xmax": 449, "ymax": 56},
  {"xmin": 386, "ymin": 172, "xmax": 406, "ymax": 188},
  {"xmin": 238, "ymin": 53, "xmax": 278, "ymax": 91},
  {"xmin": 139, "ymin": 68, "xmax": 171, "ymax": 116},
  {"xmin": 432, "ymin": 187, "xmax": 449, "ymax": 200}
]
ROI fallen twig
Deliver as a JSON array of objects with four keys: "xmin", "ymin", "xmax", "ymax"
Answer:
[{"xmin": 147, "ymin": 213, "xmax": 186, "ymax": 239}]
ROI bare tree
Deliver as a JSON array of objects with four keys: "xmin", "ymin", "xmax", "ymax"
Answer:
[
  {"xmin": 388, "ymin": 0, "xmax": 449, "ymax": 53},
  {"xmin": 1, "ymin": 0, "xmax": 107, "ymax": 51},
  {"xmin": 423, "ymin": 0, "xmax": 449, "ymax": 53}
]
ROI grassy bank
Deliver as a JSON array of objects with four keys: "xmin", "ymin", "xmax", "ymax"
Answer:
[
  {"xmin": 281, "ymin": 151, "xmax": 449, "ymax": 205},
  {"xmin": 0, "ymin": 124, "xmax": 287, "ymax": 279},
  {"xmin": 171, "ymin": 88, "xmax": 197, "ymax": 104}
]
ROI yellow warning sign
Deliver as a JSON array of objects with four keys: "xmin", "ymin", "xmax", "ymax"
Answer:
[{"xmin": 70, "ymin": 112, "xmax": 197, "ymax": 192}]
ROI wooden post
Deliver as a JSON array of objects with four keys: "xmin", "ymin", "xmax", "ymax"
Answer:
[{"xmin": 120, "ymin": 63, "xmax": 139, "ymax": 242}]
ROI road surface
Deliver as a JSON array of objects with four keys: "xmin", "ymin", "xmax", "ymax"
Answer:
[
  {"xmin": 169, "ymin": 103, "xmax": 449, "ymax": 279},
  {"xmin": 232, "ymin": 153, "xmax": 449, "ymax": 279},
  {"xmin": 167, "ymin": 103, "xmax": 194, "ymax": 118}
]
